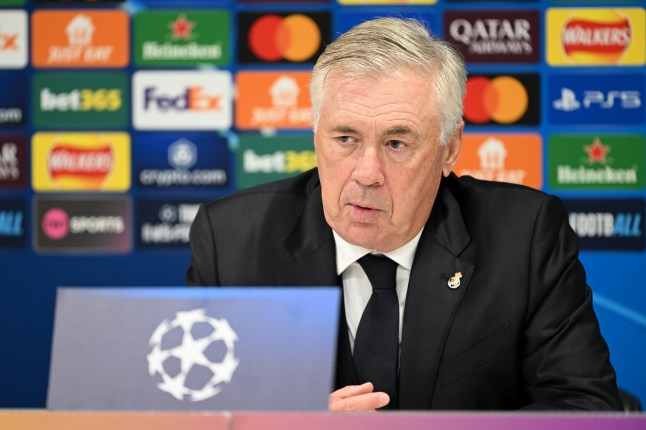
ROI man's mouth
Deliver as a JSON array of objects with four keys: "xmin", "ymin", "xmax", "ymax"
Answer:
[{"xmin": 348, "ymin": 203, "xmax": 380, "ymax": 222}]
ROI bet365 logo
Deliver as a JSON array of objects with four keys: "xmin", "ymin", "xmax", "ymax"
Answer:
[{"xmin": 33, "ymin": 72, "xmax": 128, "ymax": 129}]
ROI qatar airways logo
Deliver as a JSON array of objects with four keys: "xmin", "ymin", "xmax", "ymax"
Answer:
[
  {"xmin": 444, "ymin": 10, "xmax": 540, "ymax": 63},
  {"xmin": 133, "ymin": 71, "xmax": 232, "ymax": 130}
]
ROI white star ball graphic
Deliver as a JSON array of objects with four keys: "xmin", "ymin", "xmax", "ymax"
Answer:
[{"xmin": 147, "ymin": 308, "xmax": 239, "ymax": 402}]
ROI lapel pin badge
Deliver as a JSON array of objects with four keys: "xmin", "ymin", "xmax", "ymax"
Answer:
[{"xmin": 448, "ymin": 272, "xmax": 462, "ymax": 289}]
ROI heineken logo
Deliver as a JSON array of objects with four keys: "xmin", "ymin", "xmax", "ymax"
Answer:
[
  {"xmin": 586, "ymin": 137, "xmax": 610, "ymax": 164},
  {"xmin": 549, "ymin": 135, "xmax": 645, "ymax": 190},
  {"xmin": 170, "ymin": 15, "xmax": 194, "ymax": 40},
  {"xmin": 134, "ymin": 11, "xmax": 230, "ymax": 66}
]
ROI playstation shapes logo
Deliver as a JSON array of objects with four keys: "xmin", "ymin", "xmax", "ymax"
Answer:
[{"xmin": 147, "ymin": 308, "xmax": 239, "ymax": 402}]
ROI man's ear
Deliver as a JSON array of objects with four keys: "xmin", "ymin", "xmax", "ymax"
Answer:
[{"xmin": 442, "ymin": 121, "xmax": 463, "ymax": 177}]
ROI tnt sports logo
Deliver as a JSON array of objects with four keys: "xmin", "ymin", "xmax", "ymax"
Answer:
[
  {"xmin": 41, "ymin": 208, "xmax": 70, "ymax": 240},
  {"xmin": 238, "ymin": 12, "xmax": 330, "ymax": 64},
  {"xmin": 147, "ymin": 309, "xmax": 239, "ymax": 402},
  {"xmin": 547, "ymin": 8, "xmax": 645, "ymax": 66},
  {"xmin": 35, "ymin": 197, "xmax": 132, "ymax": 253},
  {"xmin": 133, "ymin": 71, "xmax": 232, "ymax": 130},
  {"xmin": 463, "ymin": 74, "xmax": 539, "ymax": 126}
]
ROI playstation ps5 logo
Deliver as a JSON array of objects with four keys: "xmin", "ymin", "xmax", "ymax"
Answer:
[
  {"xmin": 553, "ymin": 88, "xmax": 580, "ymax": 112},
  {"xmin": 554, "ymin": 87, "xmax": 641, "ymax": 112}
]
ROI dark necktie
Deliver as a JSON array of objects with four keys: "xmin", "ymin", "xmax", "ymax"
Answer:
[{"xmin": 353, "ymin": 254, "xmax": 399, "ymax": 409}]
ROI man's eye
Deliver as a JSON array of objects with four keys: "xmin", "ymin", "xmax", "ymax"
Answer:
[
  {"xmin": 336, "ymin": 136, "xmax": 355, "ymax": 144},
  {"xmin": 387, "ymin": 140, "xmax": 406, "ymax": 150}
]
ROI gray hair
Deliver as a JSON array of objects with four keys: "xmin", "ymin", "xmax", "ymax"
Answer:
[{"xmin": 310, "ymin": 17, "xmax": 466, "ymax": 146}]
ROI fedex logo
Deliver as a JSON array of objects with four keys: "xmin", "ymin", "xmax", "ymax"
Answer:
[
  {"xmin": 549, "ymin": 74, "xmax": 645, "ymax": 125},
  {"xmin": 143, "ymin": 86, "xmax": 221, "ymax": 112},
  {"xmin": 133, "ymin": 71, "xmax": 232, "ymax": 130},
  {"xmin": 0, "ymin": 10, "xmax": 27, "ymax": 69}
]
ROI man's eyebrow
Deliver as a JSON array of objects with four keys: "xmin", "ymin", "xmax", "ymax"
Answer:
[
  {"xmin": 384, "ymin": 125, "xmax": 418, "ymax": 138},
  {"xmin": 330, "ymin": 125, "xmax": 359, "ymax": 134}
]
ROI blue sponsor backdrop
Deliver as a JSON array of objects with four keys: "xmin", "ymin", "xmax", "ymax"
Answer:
[
  {"xmin": 0, "ymin": 71, "xmax": 26, "ymax": 127},
  {"xmin": 0, "ymin": 0, "xmax": 645, "ymax": 410},
  {"xmin": 0, "ymin": 198, "xmax": 27, "ymax": 248}
]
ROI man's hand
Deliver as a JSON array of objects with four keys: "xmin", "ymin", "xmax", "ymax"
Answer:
[{"xmin": 328, "ymin": 382, "xmax": 390, "ymax": 412}]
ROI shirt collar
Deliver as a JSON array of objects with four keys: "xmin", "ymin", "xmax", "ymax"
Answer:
[{"xmin": 332, "ymin": 228, "xmax": 424, "ymax": 275}]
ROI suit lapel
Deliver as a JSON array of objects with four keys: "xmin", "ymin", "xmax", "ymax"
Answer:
[
  {"xmin": 275, "ymin": 185, "xmax": 338, "ymax": 287},
  {"xmin": 398, "ymin": 178, "xmax": 476, "ymax": 409},
  {"xmin": 275, "ymin": 184, "xmax": 357, "ymax": 390}
]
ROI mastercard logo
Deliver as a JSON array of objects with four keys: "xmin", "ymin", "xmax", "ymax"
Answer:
[
  {"xmin": 249, "ymin": 14, "xmax": 320, "ymax": 62},
  {"xmin": 463, "ymin": 75, "xmax": 539, "ymax": 125},
  {"xmin": 239, "ymin": 12, "xmax": 330, "ymax": 64}
]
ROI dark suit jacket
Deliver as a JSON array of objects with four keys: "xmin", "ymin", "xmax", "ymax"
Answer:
[{"xmin": 187, "ymin": 168, "xmax": 622, "ymax": 411}]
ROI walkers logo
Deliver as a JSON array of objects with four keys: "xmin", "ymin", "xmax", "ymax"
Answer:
[
  {"xmin": 236, "ymin": 134, "xmax": 315, "ymax": 188},
  {"xmin": 549, "ymin": 73, "xmax": 644, "ymax": 125},
  {"xmin": 236, "ymin": 72, "xmax": 313, "ymax": 130},
  {"xmin": 463, "ymin": 74, "xmax": 539, "ymax": 126},
  {"xmin": 0, "ymin": 199, "xmax": 26, "ymax": 249},
  {"xmin": 547, "ymin": 8, "xmax": 645, "ymax": 66},
  {"xmin": 238, "ymin": 12, "xmax": 330, "ymax": 64},
  {"xmin": 0, "ymin": 10, "xmax": 27, "ymax": 69},
  {"xmin": 33, "ymin": 72, "xmax": 128, "ymax": 129},
  {"xmin": 548, "ymin": 135, "xmax": 645, "ymax": 190},
  {"xmin": 444, "ymin": 10, "xmax": 539, "ymax": 64},
  {"xmin": 32, "ymin": 132, "xmax": 130, "ymax": 192},
  {"xmin": 35, "ymin": 197, "xmax": 132, "ymax": 253},
  {"xmin": 134, "ymin": 11, "xmax": 230, "ymax": 67},
  {"xmin": 564, "ymin": 199, "xmax": 644, "ymax": 251},
  {"xmin": 134, "ymin": 133, "xmax": 229, "ymax": 190},
  {"xmin": 32, "ymin": 10, "xmax": 129, "ymax": 68},
  {"xmin": 0, "ymin": 71, "xmax": 26, "ymax": 126},
  {"xmin": 454, "ymin": 133, "xmax": 542, "ymax": 189},
  {"xmin": 0, "ymin": 136, "xmax": 26, "ymax": 189},
  {"xmin": 137, "ymin": 199, "xmax": 204, "ymax": 249},
  {"xmin": 133, "ymin": 71, "xmax": 232, "ymax": 130}
]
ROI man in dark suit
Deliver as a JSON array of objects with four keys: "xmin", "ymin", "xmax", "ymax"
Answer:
[{"xmin": 187, "ymin": 17, "xmax": 622, "ymax": 411}]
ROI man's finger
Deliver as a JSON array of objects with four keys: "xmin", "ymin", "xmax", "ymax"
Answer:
[
  {"xmin": 329, "ymin": 391, "xmax": 390, "ymax": 412},
  {"xmin": 329, "ymin": 382, "xmax": 374, "ymax": 402}
]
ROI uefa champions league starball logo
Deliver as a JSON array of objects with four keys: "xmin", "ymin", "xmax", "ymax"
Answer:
[{"xmin": 147, "ymin": 308, "xmax": 239, "ymax": 402}]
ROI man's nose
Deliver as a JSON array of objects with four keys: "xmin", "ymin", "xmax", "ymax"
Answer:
[{"xmin": 351, "ymin": 145, "xmax": 386, "ymax": 187}]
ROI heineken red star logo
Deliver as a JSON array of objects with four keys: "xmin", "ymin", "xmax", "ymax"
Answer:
[
  {"xmin": 585, "ymin": 137, "xmax": 610, "ymax": 165},
  {"xmin": 170, "ymin": 15, "xmax": 195, "ymax": 40}
]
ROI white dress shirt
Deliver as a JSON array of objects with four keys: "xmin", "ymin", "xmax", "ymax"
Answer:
[{"xmin": 332, "ymin": 229, "xmax": 424, "ymax": 353}]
